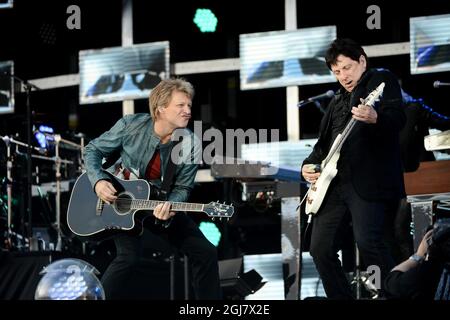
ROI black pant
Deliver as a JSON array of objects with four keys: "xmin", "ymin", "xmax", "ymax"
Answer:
[
  {"xmin": 101, "ymin": 213, "xmax": 221, "ymax": 300},
  {"xmin": 309, "ymin": 178, "xmax": 395, "ymax": 299}
]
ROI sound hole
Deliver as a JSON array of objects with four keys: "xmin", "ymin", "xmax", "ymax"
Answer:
[{"xmin": 115, "ymin": 193, "xmax": 133, "ymax": 215}]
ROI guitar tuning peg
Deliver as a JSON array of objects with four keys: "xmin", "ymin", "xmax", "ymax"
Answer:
[{"xmin": 212, "ymin": 217, "xmax": 215, "ymax": 221}]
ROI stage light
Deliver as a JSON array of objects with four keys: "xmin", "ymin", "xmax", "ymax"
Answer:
[
  {"xmin": 34, "ymin": 132, "xmax": 47, "ymax": 149},
  {"xmin": 219, "ymin": 258, "xmax": 266, "ymax": 300},
  {"xmin": 35, "ymin": 258, "xmax": 105, "ymax": 300},
  {"xmin": 33, "ymin": 125, "xmax": 54, "ymax": 149},
  {"xmin": 38, "ymin": 125, "xmax": 54, "ymax": 133},
  {"xmin": 193, "ymin": 8, "xmax": 218, "ymax": 33},
  {"xmin": 199, "ymin": 221, "xmax": 221, "ymax": 246}
]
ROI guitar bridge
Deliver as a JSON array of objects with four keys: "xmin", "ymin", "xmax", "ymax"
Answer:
[{"xmin": 96, "ymin": 198, "xmax": 104, "ymax": 216}]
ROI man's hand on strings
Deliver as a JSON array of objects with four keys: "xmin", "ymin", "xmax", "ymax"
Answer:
[
  {"xmin": 154, "ymin": 202, "xmax": 176, "ymax": 220},
  {"xmin": 95, "ymin": 180, "xmax": 117, "ymax": 204},
  {"xmin": 352, "ymin": 98, "xmax": 378, "ymax": 124}
]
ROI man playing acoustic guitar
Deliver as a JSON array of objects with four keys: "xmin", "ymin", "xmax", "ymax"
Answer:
[
  {"xmin": 84, "ymin": 78, "xmax": 221, "ymax": 299},
  {"xmin": 301, "ymin": 39, "xmax": 405, "ymax": 299}
]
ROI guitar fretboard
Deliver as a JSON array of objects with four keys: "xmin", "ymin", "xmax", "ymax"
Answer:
[
  {"xmin": 323, "ymin": 118, "xmax": 357, "ymax": 166},
  {"xmin": 130, "ymin": 200, "xmax": 204, "ymax": 212}
]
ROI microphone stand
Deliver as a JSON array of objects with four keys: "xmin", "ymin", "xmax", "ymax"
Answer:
[
  {"xmin": 2, "ymin": 136, "xmax": 13, "ymax": 249},
  {"xmin": 313, "ymin": 101, "xmax": 326, "ymax": 114},
  {"xmin": 79, "ymin": 134, "xmax": 85, "ymax": 172},
  {"xmin": 297, "ymin": 100, "xmax": 326, "ymax": 114},
  {"xmin": 54, "ymin": 134, "xmax": 62, "ymax": 251}
]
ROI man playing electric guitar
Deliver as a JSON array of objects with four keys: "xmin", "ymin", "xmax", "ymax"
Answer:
[
  {"xmin": 301, "ymin": 39, "xmax": 405, "ymax": 299},
  {"xmin": 84, "ymin": 78, "xmax": 221, "ymax": 300}
]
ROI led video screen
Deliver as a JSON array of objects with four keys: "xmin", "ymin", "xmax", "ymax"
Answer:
[
  {"xmin": 79, "ymin": 41, "xmax": 169, "ymax": 104},
  {"xmin": 240, "ymin": 26, "xmax": 337, "ymax": 90},
  {"xmin": 410, "ymin": 13, "xmax": 450, "ymax": 75}
]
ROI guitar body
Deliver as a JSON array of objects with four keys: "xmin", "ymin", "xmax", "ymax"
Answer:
[
  {"xmin": 305, "ymin": 152, "xmax": 339, "ymax": 215},
  {"xmin": 67, "ymin": 172, "xmax": 151, "ymax": 238}
]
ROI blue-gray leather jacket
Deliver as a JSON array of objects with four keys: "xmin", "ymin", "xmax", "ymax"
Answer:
[{"xmin": 84, "ymin": 113, "xmax": 200, "ymax": 203}]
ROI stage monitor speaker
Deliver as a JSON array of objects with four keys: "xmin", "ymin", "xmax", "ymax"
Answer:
[{"xmin": 219, "ymin": 257, "xmax": 265, "ymax": 300}]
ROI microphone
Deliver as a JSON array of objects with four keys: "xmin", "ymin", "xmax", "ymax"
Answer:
[
  {"xmin": 298, "ymin": 90, "xmax": 334, "ymax": 107},
  {"xmin": 433, "ymin": 81, "xmax": 450, "ymax": 88}
]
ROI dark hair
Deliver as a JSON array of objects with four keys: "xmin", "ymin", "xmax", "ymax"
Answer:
[{"xmin": 325, "ymin": 38, "xmax": 368, "ymax": 70}]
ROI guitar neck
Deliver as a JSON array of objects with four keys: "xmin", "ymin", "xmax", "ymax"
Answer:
[
  {"xmin": 323, "ymin": 118, "xmax": 357, "ymax": 166},
  {"xmin": 130, "ymin": 199, "xmax": 204, "ymax": 212},
  {"xmin": 322, "ymin": 84, "xmax": 386, "ymax": 167}
]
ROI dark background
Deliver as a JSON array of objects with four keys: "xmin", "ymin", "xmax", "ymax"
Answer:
[{"xmin": 1, "ymin": 0, "xmax": 450, "ymax": 259}]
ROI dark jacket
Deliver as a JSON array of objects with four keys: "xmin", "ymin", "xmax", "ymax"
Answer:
[
  {"xmin": 303, "ymin": 68, "xmax": 406, "ymax": 201},
  {"xmin": 384, "ymin": 260, "xmax": 446, "ymax": 299}
]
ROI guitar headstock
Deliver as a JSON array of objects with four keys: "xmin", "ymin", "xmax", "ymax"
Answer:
[
  {"xmin": 204, "ymin": 201, "xmax": 234, "ymax": 219},
  {"xmin": 364, "ymin": 82, "xmax": 385, "ymax": 107}
]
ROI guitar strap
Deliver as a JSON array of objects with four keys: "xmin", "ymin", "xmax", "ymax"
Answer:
[
  {"xmin": 159, "ymin": 138, "xmax": 182, "ymax": 200},
  {"xmin": 150, "ymin": 138, "xmax": 183, "ymax": 229},
  {"xmin": 101, "ymin": 137, "xmax": 183, "ymax": 201},
  {"xmin": 101, "ymin": 149, "xmax": 122, "ymax": 170}
]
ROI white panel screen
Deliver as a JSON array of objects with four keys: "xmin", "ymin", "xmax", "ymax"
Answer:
[
  {"xmin": 410, "ymin": 14, "xmax": 450, "ymax": 75},
  {"xmin": 79, "ymin": 41, "xmax": 169, "ymax": 104},
  {"xmin": 240, "ymin": 26, "xmax": 337, "ymax": 90}
]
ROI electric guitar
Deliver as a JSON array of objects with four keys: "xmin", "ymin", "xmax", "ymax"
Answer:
[
  {"xmin": 305, "ymin": 82, "xmax": 385, "ymax": 215},
  {"xmin": 66, "ymin": 171, "xmax": 234, "ymax": 239}
]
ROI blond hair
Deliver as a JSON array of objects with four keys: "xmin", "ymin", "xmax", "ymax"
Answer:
[{"xmin": 149, "ymin": 78, "xmax": 194, "ymax": 119}]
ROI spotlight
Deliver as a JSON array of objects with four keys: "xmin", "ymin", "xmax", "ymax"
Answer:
[
  {"xmin": 193, "ymin": 8, "xmax": 218, "ymax": 33},
  {"xmin": 199, "ymin": 221, "xmax": 221, "ymax": 246}
]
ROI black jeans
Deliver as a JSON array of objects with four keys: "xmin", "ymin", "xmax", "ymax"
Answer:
[
  {"xmin": 101, "ymin": 213, "xmax": 221, "ymax": 300},
  {"xmin": 309, "ymin": 177, "xmax": 395, "ymax": 299}
]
